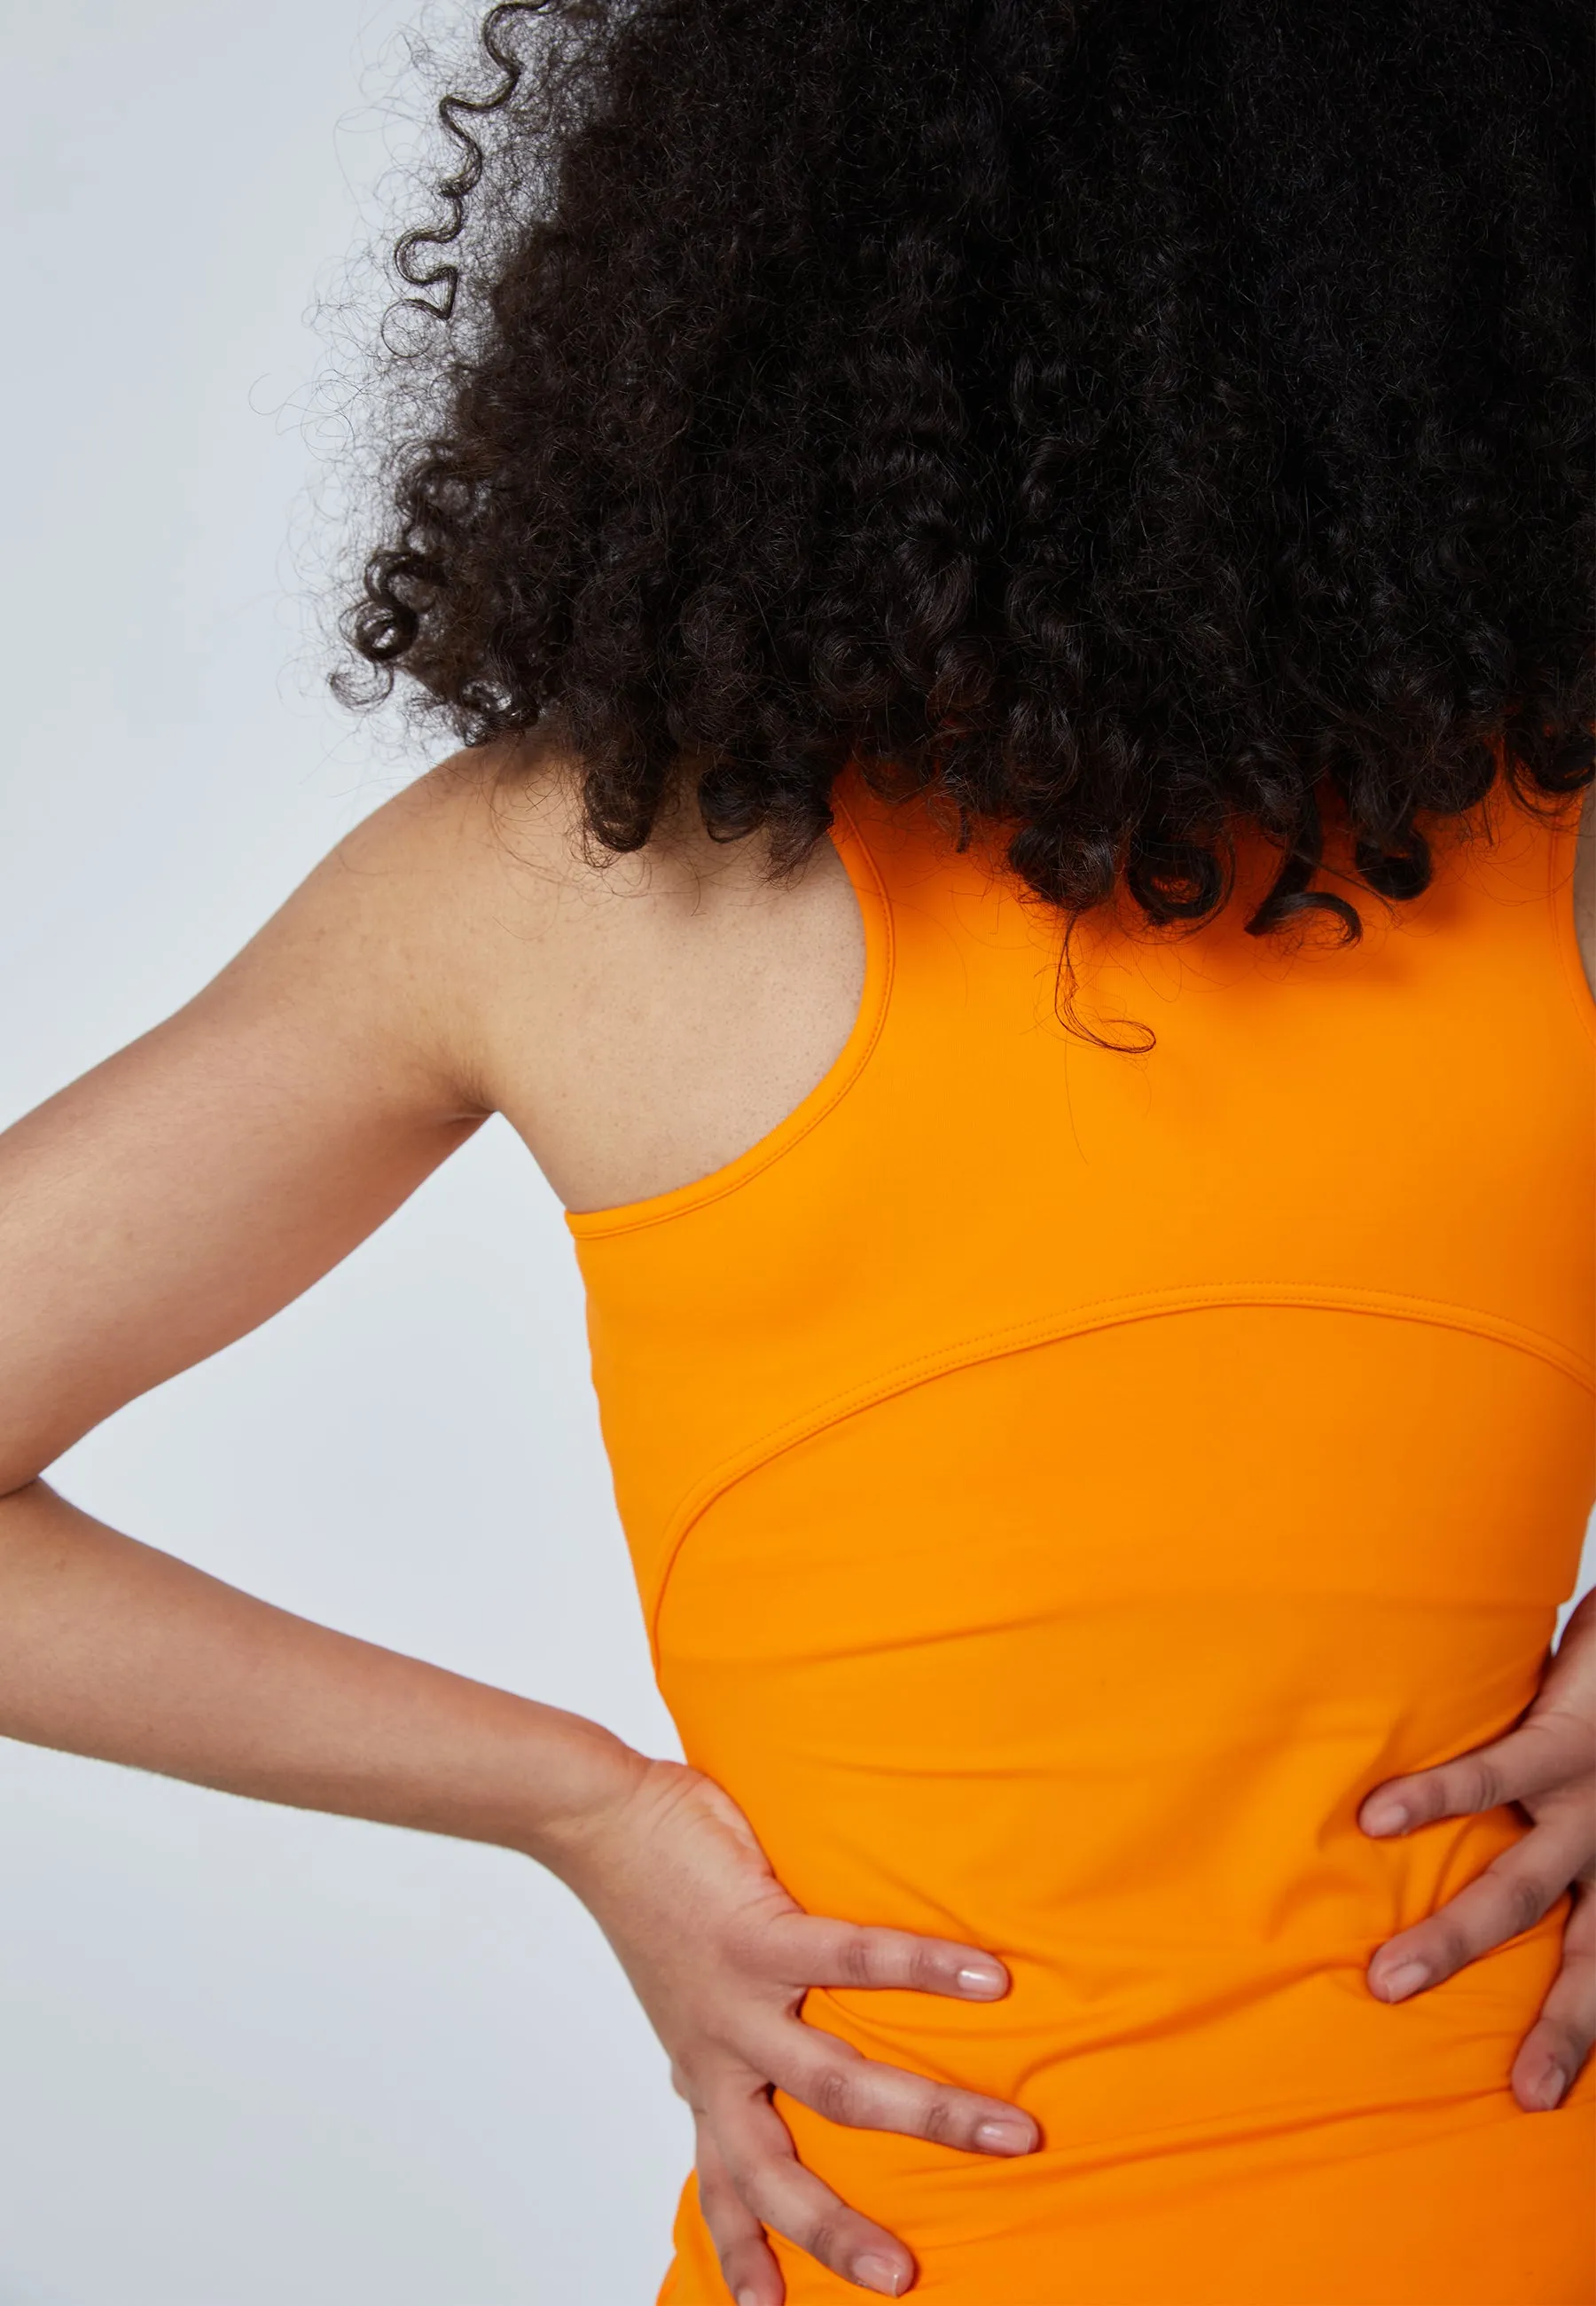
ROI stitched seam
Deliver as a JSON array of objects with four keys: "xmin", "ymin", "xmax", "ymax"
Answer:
[
  {"xmin": 644, "ymin": 1284, "xmax": 1595, "ymax": 1661},
  {"xmin": 569, "ymin": 793, "xmax": 896, "ymax": 1240}
]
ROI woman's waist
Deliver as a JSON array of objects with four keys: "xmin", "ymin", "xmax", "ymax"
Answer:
[
  {"xmin": 695, "ymin": 1717, "xmax": 1566, "ymax": 2090},
  {"xmin": 792, "ymin": 1899, "xmax": 1581, "ymax": 2145},
  {"xmin": 666, "ymin": 1596, "xmax": 1569, "ymax": 2127},
  {"xmin": 663, "ymin": 1588, "xmax": 1558, "ymax": 1922}
]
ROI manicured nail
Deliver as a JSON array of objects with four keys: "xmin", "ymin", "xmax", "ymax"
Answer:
[
  {"xmin": 974, "ymin": 2116, "xmax": 1035, "ymax": 2153},
  {"xmin": 956, "ymin": 1963, "xmax": 1005, "ymax": 1996},
  {"xmin": 1362, "ymin": 1800, "xmax": 1410, "ymax": 1834},
  {"xmin": 1531, "ymin": 2065, "xmax": 1568, "ymax": 2111},
  {"xmin": 851, "ymin": 2254, "xmax": 908, "ymax": 2295},
  {"xmin": 1374, "ymin": 1958, "xmax": 1430, "ymax": 2000},
  {"xmin": 737, "ymin": 2290, "xmax": 761, "ymax": 2306}
]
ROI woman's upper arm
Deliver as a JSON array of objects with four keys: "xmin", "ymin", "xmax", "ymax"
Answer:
[{"xmin": 0, "ymin": 759, "xmax": 503, "ymax": 1493}]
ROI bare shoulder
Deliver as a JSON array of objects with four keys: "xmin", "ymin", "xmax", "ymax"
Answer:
[
  {"xmin": 182, "ymin": 730, "xmax": 864, "ymax": 1213},
  {"xmin": 427, "ymin": 739, "xmax": 866, "ymax": 1214},
  {"xmin": 246, "ymin": 733, "xmax": 657, "ymax": 1115}
]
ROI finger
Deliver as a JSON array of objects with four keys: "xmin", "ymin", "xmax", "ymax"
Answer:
[
  {"xmin": 1510, "ymin": 1883, "xmax": 1596, "ymax": 2114},
  {"xmin": 774, "ymin": 2028, "xmax": 1038, "ymax": 2157},
  {"xmin": 1367, "ymin": 1829, "xmax": 1589, "ymax": 2002},
  {"xmin": 762, "ymin": 1912, "xmax": 1012, "ymax": 2001},
  {"xmin": 694, "ymin": 2114, "xmax": 786, "ymax": 2306},
  {"xmin": 712, "ymin": 2081, "xmax": 917, "ymax": 2297},
  {"xmin": 1359, "ymin": 1712, "xmax": 1590, "ymax": 1835}
]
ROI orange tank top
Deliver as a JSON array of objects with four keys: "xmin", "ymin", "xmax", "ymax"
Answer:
[{"xmin": 568, "ymin": 765, "xmax": 1596, "ymax": 2306}]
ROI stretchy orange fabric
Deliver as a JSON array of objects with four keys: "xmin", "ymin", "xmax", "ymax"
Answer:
[{"xmin": 568, "ymin": 763, "xmax": 1596, "ymax": 2306}]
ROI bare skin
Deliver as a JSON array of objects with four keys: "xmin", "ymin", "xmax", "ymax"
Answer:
[{"xmin": 1, "ymin": 742, "xmax": 1592, "ymax": 2304}]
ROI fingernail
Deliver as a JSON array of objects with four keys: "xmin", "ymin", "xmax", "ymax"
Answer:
[
  {"xmin": 1531, "ymin": 2065, "xmax": 1568, "ymax": 2111},
  {"xmin": 1362, "ymin": 1800, "xmax": 1410, "ymax": 1834},
  {"xmin": 956, "ymin": 1963, "xmax": 1005, "ymax": 1996},
  {"xmin": 851, "ymin": 2254, "xmax": 908, "ymax": 2295},
  {"xmin": 737, "ymin": 2291, "xmax": 761, "ymax": 2306},
  {"xmin": 974, "ymin": 2115, "xmax": 1035, "ymax": 2153},
  {"xmin": 1374, "ymin": 1958, "xmax": 1430, "ymax": 2000}
]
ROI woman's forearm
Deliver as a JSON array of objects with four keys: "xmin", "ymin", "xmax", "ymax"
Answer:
[{"xmin": 0, "ymin": 1479, "xmax": 646, "ymax": 1873}]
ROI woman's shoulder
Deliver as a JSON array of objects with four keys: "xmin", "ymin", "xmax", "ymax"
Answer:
[
  {"xmin": 347, "ymin": 733, "xmax": 795, "ymax": 941},
  {"xmin": 343, "ymin": 737, "xmax": 867, "ymax": 1214}
]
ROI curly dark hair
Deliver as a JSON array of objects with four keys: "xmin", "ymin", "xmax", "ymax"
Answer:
[{"xmin": 341, "ymin": 0, "xmax": 1594, "ymax": 946}]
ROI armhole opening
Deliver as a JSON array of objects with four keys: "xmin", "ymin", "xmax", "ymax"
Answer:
[{"xmin": 567, "ymin": 777, "xmax": 896, "ymax": 1241}]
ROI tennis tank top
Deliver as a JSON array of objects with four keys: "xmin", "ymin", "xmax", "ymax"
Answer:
[{"xmin": 567, "ymin": 763, "xmax": 1596, "ymax": 2306}]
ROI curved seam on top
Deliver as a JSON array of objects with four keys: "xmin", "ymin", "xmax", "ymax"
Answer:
[
  {"xmin": 644, "ymin": 1282, "xmax": 1595, "ymax": 1661},
  {"xmin": 567, "ymin": 789, "xmax": 896, "ymax": 1240}
]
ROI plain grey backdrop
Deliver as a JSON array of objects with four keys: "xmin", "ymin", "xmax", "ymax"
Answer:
[{"xmin": 3, "ymin": 7, "xmax": 1592, "ymax": 2305}]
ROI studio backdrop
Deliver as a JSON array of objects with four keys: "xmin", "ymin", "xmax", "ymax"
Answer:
[{"xmin": 1, "ymin": 8, "xmax": 1590, "ymax": 2305}]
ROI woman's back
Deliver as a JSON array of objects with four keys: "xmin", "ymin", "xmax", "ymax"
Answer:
[{"xmin": 566, "ymin": 764, "xmax": 1595, "ymax": 2302}]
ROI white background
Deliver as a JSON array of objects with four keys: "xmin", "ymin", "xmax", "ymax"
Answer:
[
  {"xmin": 2, "ymin": 7, "xmax": 1592, "ymax": 2305},
  {"xmin": 1, "ymin": 5, "xmax": 690, "ymax": 2302}
]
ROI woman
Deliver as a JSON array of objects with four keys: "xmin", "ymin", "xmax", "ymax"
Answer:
[{"xmin": 2, "ymin": 2, "xmax": 1592, "ymax": 2300}]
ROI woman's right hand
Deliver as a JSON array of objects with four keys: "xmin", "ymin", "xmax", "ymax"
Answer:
[{"xmin": 551, "ymin": 1754, "xmax": 1039, "ymax": 2304}]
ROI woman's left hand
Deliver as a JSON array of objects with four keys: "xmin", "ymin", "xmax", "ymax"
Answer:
[{"xmin": 1357, "ymin": 1586, "xmax": 1596, "ymax": 2113}]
